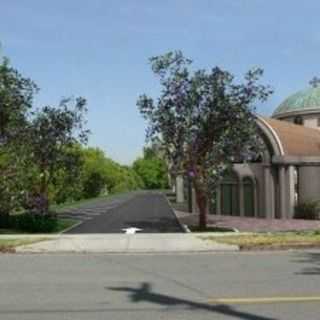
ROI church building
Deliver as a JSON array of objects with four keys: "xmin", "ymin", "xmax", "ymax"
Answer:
[{"xmin": 179, "ymin": 84, "xmax": 320, "ymax": 219}]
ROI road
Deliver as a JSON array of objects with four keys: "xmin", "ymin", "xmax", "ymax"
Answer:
[
  {"xmin": 0, "ymin": 251, "xmax": 319, "ymax": 319},
  {"xmin": 64, "ymin": 192, "xmax": 183, "ymax": 233}
]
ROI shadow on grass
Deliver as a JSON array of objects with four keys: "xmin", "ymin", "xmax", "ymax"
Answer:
[{"xmin": 108, "ymin": 282, "xmax": 277, "ymax": 320}]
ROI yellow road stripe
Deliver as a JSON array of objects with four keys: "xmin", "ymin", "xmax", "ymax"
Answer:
[{"xmin": 208, "ymin": 296, "xmax": 320, "ymax": 305}]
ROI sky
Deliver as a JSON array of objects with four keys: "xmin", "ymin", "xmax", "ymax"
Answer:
[{"xmin": 1, "ymin": 0, "xmax": 320, "ymax": 164}]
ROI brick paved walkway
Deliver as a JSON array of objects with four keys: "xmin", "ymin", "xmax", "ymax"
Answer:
[{"xmin": 175, "ymin": 211, "xmax": 320, "ymax": 232}]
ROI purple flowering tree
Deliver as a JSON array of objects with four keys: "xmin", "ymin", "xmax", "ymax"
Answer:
[{"xmin": 137, "ymin": 51, "xmax": 272, "ymax": 229}]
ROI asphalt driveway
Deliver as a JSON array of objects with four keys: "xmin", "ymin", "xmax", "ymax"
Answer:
[{"xmin": 64, "ymin": 192, "xmax": 184, "ymax": 234}]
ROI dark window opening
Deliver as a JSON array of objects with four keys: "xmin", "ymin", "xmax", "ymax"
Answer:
[
  {"xmin": 243, "ymin": 177, "xmax": 255, "ymax": 217},
  {"xmin": 220, "ymin": 172, "xmax": 239, "ymax": 216},
  {"xmin": 294, "ymin": 116, "xmax": 303, "ymax": 125}
]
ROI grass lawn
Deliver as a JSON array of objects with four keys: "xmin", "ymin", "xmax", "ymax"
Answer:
[
  {"xmin": 202, "ymin": 231, "xmax": 320, "ymax": 250},
  {"xmin": 0, "ymin": 238, "xmax": 48, "ymax": 252},
  {"xmin": 54, "ymin": 218, "xmax": 79, "ymax": 233},
  {"xmin": 50, "ymin": 191, "xmax": 132, "ymax": 212},
  {"xmin": 50, "ymin": 195, "xmax": 110, "ymax": 212}
]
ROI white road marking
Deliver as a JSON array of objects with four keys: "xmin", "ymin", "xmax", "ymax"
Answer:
[
  {"xmin": 122, "ymin": 227, "xmax": 143, "ymax": 234},
  {"xmin": 208, "ymin": 296, "xmax": 320, "ymax": 305}
]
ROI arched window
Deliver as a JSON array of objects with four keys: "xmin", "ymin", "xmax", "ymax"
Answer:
[
  {"xmin": 243, "ymin": 177, "xmax": 255, "ymax": 217},
  {"xmin": 220, "ymin": 172, "xmax": 239, "ymax": 216},
  {"xmin": 294, "ymin": 116, "xmax": 303, "ymax": 125}
]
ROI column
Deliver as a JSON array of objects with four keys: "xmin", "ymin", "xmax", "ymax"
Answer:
[
  {"xmin": 216, "ymin": 185, "xmax": 221, "ymax": 216},
  {"xmin": 264, "ymin": 166, "xmax": 275, "ymax": 219},
  {"xmin": 279, "ymin": 166, "xmax": 287, "ymax": 219},
  {"xmin": 191, "ymin": 188, "xmax": 199, "ymax": 214},
  {"xmin": 239, "ymin": 180, "xmax": 244, "ymax": 217},
  {"xmin": 287, "ymin": 165, "xmax": 295, "ymax": 219},
  {"xmin": 176, "ymin": 175, "xmax": 184, "ymax": 203},
  {"xmin": 254, "ymin": 182, "xmax": 259, "ymax": 218}
]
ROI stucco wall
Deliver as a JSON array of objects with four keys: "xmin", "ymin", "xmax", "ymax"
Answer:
[
  {"xmin": 280, "ymin": 114, "xmax": 320, "ymax": 130},
  {"xmin": 299, "ymin": 166, "xmax": 320, "ymax": 203},
  {"xmin": 248, "ymin": 163, "xmax": 265, "ymax": 217},
  {"xmin": 303, "ymin": 116, "xmax": 319, "ymax": 129}
]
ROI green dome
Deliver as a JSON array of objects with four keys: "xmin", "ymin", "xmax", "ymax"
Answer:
[{"xmin": 273, "ymin": 86, "xmax": 320, "ymax": 117}]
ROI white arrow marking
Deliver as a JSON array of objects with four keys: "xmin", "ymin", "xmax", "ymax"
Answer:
[{"xmin": 122, "ymin": 227, "xmax": 143, "ymax": 234}]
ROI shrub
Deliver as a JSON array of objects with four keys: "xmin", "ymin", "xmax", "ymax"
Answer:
[
  {"xmin": 294, "ymin": 200, "xmax": 320, "ymax": 220},
  {"xmin": 0, "ymin": 213, "xmax": 10, "ymax": 228},
  {"xmin": 10, "ymin": 213, "xmax": 58, "ymax": 233},
  {"xmin": 112, "ymin": 182, "xmax": 130, "ymax": 194},
  {"xmin": 82, "ymin": 171, "xmax": 107, "ymax": 199},
  {"xmin": 133, "ymin": 157, "xmax": 169, "ymax": 190}
]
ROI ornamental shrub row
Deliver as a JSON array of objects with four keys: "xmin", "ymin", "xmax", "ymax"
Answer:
[
  {"xmin": 0, "ymin": 213, "xmax": 58, "ymax": 233},
  {"xmin": 294, "ymin": 200, "xmax": 320, "ymax": 220}
]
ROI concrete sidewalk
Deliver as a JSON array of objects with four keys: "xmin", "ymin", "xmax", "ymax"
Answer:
[{"xmin": 15, "ymin": 233, "xmax": 238, "ymax": 253}]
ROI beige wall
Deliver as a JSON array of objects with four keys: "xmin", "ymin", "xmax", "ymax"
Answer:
[
  {"xmin": 193, "ymin": 161, "xmax": 320, "ymax": 219},
  {"xmin": 299, "ymin": 166, "xmax": 320, "ymax": 203},
  {"xmin": 247, "ymin": 163, "xmax": 265, "ymax": 217},
  {"xmin": 303, "ymin": 116, "xmax": 319, "ymax": 129},
  {"xmin": 280, "ymin": 113, "xmax": 320, "ymax": 130}
]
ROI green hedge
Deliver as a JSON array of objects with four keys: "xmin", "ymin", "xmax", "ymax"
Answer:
[
  {"xmin": 0, "ymin": 213, "xmax": 58, "ymax": 233},
  {"xmin": 295, "ymin": 200, "xmax": 320, "ymax": 220},
  {"xmin": 0, "ymin": 214, "xmax": 10, "ymax": 228}
]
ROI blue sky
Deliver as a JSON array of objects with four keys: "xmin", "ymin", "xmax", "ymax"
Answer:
[{"xmin": 1, "ymin": 1, "xmax": 320, "ymax": 164}]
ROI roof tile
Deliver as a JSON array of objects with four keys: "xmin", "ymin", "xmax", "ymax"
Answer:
[{"xmin": 262, "ymin": 117, "xmax": 320, "ymax": 156}]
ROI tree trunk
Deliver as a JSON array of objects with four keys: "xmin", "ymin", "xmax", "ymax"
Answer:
[
  {"xmin": 194, "ymin": 184, "xmax": 208, "ymax": 230},
  {"xmin": 39, "ymin": 172, "xmax": 49, "ymax": 214}
]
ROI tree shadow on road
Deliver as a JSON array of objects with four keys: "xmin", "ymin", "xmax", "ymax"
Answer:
[
  {"xmin": 108, "ymin": 282, "xmax": 277, "ymax": 320},
  {"xmin": 293, "ymin": 251, "xmax": 320, "ymax": 275}
]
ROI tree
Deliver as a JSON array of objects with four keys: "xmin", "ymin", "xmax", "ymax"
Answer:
[
  {"xmin": 50, "ymin": 144, "xmax": 84, "ymax": 204},
  {"xmin": 0, "ymin": 56, "xmax": 38, "ymax": 144},
  {"xmin": 133, "ymin": 147, "xmax": 169, "ymax": 189},
  {"xmin": 137, "ymin": 51, "xmax": 272, "ymax": 229},
  {"xmin": 112, "ymin": 166, "xmax": 144, "ymax": 193},
  {"xmin": 0, "ymin": 55, "xmax": 38, "ymax": 217},
  {"xmin": 25, "ymin": 97, "xmax": 89, "ymax": 214},
  {"xmin": 81, "ymin": 147, "xmax": 112, "ymax": 198}
]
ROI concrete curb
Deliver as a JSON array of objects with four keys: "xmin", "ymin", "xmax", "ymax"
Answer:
[
  {"xmin": 59, "ymin": 220, "xmax": 83, "ymax": 234},
  {"xmin": 14, "ymin": 233, "xmax": 239, "ymax": 254},
  {"xmin": 163, "ymin": 195, "xmax": 188, "ymax": 233},
  {"xmin": 15, "ymin": 248, "xmax": 240, "ymax": 254}
]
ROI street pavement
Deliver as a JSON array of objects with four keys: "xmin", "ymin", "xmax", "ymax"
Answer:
[
  {"xmin": 58, "ymin": 193, "xmax": 137, "ymax": 222},
  {"xmin": 64, "ymin": 192, "xmax": 183, "ymax": 234},
  {"xmin": 0, "ymin": 251, "xmax": 319, "ymax": 319}
]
